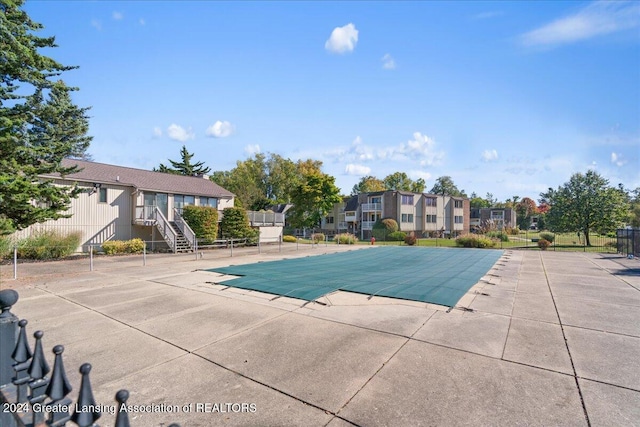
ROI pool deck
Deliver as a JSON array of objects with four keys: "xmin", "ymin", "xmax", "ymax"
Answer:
[{"xmin": 1, "ymin": 244, "xmax": 639, "ymax": 426}]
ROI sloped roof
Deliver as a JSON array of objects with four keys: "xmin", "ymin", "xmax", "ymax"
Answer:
[
  {"xmin": 344, "ymin": 196, "xmax": 359, "ymax": 211},
  {"xmin": 46, "ymin": 159, "xmax": 235, "ymax": 198}
]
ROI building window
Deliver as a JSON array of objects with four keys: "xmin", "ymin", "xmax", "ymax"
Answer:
[
  {"xmin": 326, "ymin": 216, "xmax": 334, "ymax": 224},
  {"xmin": 401, "ymin": 213, "xmax": 414, "ymax": 223},
  {"xmin": 199, "ymin": 197, "xmax": 218, "ymax": 208},
  {"xmin": 491, "ymin": 211, "xmax": 504, "ymax": 220},
  {"xmin": 455, "ymin": 216, "xmax": 464, "ymax": 224},
  {"xmin": 98, "ymin": 187, "xmax": 107, "ymax": 203},
  {"xmin": 425, "ymin": 197, "xmax": 437, "ymax": 207},
  {"xmin": 401, "ymin": 195, "xmax": 414, "ymax": 205},
  {"xmin": 426, "ymin": 214, "xmax": 437, "ymax": 223},
  {"xmin": 454, "ymin": 200, "xmax": 463, "ymax": 208},
  {"xmin": 370, "ymin": 197, "xmax": 381, "ymax": 204}
]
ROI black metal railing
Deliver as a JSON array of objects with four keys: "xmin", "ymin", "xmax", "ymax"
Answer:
[
  {"xmin": 617, "ymin": 228, "xmax": 640, "ymax": 258},
  {"xmin": 0, "ymin": 289, "xmax": 180, "ymax": 427}
]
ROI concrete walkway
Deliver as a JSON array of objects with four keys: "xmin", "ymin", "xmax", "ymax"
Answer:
[{"xmin": 2, "ymin": 245, "xmax": 639, "ymax": 426}]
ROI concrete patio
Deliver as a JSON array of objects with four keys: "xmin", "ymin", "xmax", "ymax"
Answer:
[{"xmin": 1, "ymin": 245, "xmax": 639, "ymax": 426}]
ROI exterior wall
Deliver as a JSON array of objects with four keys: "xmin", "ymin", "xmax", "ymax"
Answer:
[
  {"xmin": 14, "ymin": 180, "xmax": 133, "ymax": 251},
  {"xmin": 259, "ymin": 226, "xmax": 283, "ymax": 243}
]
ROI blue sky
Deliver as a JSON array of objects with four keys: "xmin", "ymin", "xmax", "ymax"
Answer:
[{"xmin": 26, "ymin": 1, "xmax": 640, "ymax": 201}]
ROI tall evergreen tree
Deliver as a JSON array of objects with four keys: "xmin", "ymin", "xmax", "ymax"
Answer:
[
  {"xmin": 155, "ymin": 145, "xmax": 211, "ymax": 176},
  {"xmin": 0, "ymin": 0, "xmax": 93, "ymax": 234}
]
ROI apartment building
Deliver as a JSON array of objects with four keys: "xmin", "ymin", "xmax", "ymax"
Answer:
[
  {"xmin": 470, "ymin": 208, "xmax": 517, "ymax": 231},
  {"xmin": 321, "ymin": 190, "xmax": 470, "ymax": 239}
]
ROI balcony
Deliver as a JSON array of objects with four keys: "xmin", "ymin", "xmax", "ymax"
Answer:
[
  {"xmin": 345, "ymin": 213, "xmax": 357, "ymax": 222},
  {"xmin": 361, "ymin": 203, "xmax": 381, "ymax": 212},
  {"xmin": 247, "ymin": 211, "xmax": 285, "ymax": 226},
  {"xmin": 362, "ymin": 221, "xmax": 376, "ymax": 230}
]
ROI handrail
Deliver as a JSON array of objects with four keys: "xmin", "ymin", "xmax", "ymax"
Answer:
[
  {"xmin": 173, "ymin": 208, "xmax": 197, "ymax": 251},
  {"xmin": 154, "ymin": 207, "xmax": 177, "ymax": 252}
]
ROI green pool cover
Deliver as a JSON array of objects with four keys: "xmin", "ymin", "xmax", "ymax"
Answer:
[{"xmin": 208, "ymin": 246, "xmax": 504, "ymax": 307}]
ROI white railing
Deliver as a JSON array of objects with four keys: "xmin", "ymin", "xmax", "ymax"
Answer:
[
  {"xmin": 134, "ymin": 205, "xmax": 156, "ymax": 223},
  {"xmin": 154, "ymin": 207, "xmax": 177, "ymax": 252},
  {"xmin": 173, "ymin": 208, "xmax": 197, "ymax": 251},
  {"xmin": 361, "ymin": 221, "xmax": 376, "ymax": 230},
  {"xmin": 247, "ymin": 211, "xmax": 285, "ymax": 226},
  {"xmin": 361, "ymin": 203, "xmax": 381, "ymax": 212}
]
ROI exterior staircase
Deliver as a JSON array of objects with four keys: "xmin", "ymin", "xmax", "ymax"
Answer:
[{"xmin": 169, "ymin": 221, "xmax": 193, "ymax": 253}]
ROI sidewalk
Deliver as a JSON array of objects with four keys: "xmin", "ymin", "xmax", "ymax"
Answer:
[{"xmin": 3, "ymin": 247, "xmax": 639, "ymax": 426}]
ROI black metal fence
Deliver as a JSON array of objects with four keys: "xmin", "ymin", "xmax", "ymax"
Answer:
[
  {"xmin": 0, "ymin": 289, "xmax": 180, "ymax": 427},
  {"xmin": 617, "ymin": 228, "xmax": 640, "ymax": 258}
]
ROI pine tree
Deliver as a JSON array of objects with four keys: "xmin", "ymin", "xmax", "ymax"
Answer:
[
  {"xmin": 0, "ymin": 0, "xmax": 93, "ymax": 235},
  {"xmin": 155, "ymin": 145, "xmax": 211, "ymax": 176}
]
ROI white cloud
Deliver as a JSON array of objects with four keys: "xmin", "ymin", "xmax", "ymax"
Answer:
[
  {"xmin": 112, "ymin": 11, "xmax": 123, "ymax": 20},
  {"xmin": 167, "ymin": 124, "xmax": 194, "ymax": 142},
  {"xmin": 345, "ymin": 164, "xmax": 371, "ymax": 176},
  {"xmin": 91, "ymin": 19, "xmax": 102, "ymax": 31},
  {"xmin": 206, "ymin": 120, "xmax": 234, "ymax": 138},
  {"xmin": 152, "ymin": 127, "xmax": 162, "ymax": 138},
  {"xmin": 325, "ymin": 23, "xmax": 359, "ymax": 54},
  {"xmin": 521, "ymin": 1, "xmax": 640, "ymax": 47},
  {"xmin": 381, "ymin": 54, "xmax": 396, "ymax": 70},
  {"xmin": 245, "ymin": 144, "xmax": 261, "ymax": 156},
  {"xmin": 611, "ymin": 152, "xmax": 626, "ymax": 166},
  {"xmin": 396, "ymin": 132, "xmax": 445, "ymax": 166},
  {"xmin": 410, "ymin": 171, "xmax": 432, "ymax": 181},
  {"xmin": 481, "ymin": 149, "xmax": 499, "ymax": 162}
]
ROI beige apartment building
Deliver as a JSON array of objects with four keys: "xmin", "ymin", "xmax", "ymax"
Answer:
[
  {"xmin": 321, "ymin": 190, "xmax": 470, "ymax": 239},
  {"xmin": 16, "ymin": 159, "xmax": 235, "ymax": 252}
]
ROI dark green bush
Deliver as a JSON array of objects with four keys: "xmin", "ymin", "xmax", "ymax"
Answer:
[
  {"xmin": 372, "ymin": 218, "xmax": 399, "ymax": 240},
  {"xmin": 387, "ymin": 231, "xmax": 407, "ymax": 241},
  {"xmin": 456, "ymin": 234, "xmax": 497, "ymax": 248},
  {"xmin": 181, "ymin": 206, "xmax": 218, "ymax": 241},
  {"xmin": 221, "ymin": 207, "xmax": 257, "ymax": 241},
  {"xmin": 0, "ymin": 236, "xmax": 13, "ymax": 259},
  {"xmin": 539, "ymin": 232, "xmax": 555, "ymax": 243},
  {"xmin": 17, "ymin": 230, "xmax": 81, "ymax": 259}
]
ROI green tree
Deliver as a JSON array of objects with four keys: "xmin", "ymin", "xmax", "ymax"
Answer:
[
  {"xmin": 629, "ymin": 187, "xmax": 640, "ymax": 228},
  {"xmin": 541, "ymin": 170, "xmax": 630, "ymax": 246},
  {"xmin": 1, "ymin": 1, "xmax": 92, "ymax": 235},
  {"xmin": 155, "ymin": 145, "xmax": 211, "ymax": 176},
  {"xmin": 469, "ymin": 192, "xmax": 491, "ymax": 208},
  {"xmin": 515, "ymin": 197, "xmax": 537, "ymax": 230},
  {"xmin": 220, "ymin": 206, "xmax": 257, "ymax": 240},
  {"xmin": 382, "ymin": 172, "xmax": 426, "ymax": 193},
  {"xmin": 429, "ymin": 176, "xmax": 466, "ymax": 197},
  {"xmin": 351, "ymin": 175, "xmax": 385, "ymax": 195},
  {"xmin": 289, "ymin": 172, "xmax": 342, "ymax": 229}
]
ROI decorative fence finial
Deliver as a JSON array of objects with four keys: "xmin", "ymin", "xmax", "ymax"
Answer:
[
  {"xmin": 12, "ymin": 319, "xmax": 33, "ymax": 402},
  {"xmin": 115, "ymin": 389, "xmax": 131, "ymax": 427},
  {"xmin": 71, "ymin": 363, "xmax": 101, "ymax": 427},
  {"xmin": 0, "ymin": 289, "xmax": 19, "ymax": 386},
  {"xmin": 45, "ymin": 345, "xmax": 73, "ymax": 425},
  {"xmin": 0, "ymin": 289, "xmax": 19, "ymax": 318},
  {"xmin": 28, "ymin": 330, "xmax": 50, "ymax": 426}
]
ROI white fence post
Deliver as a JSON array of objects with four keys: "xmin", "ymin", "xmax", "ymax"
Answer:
[{"xmin": 13, "ymin": 246, "xmax": 17, "ymax": 280}]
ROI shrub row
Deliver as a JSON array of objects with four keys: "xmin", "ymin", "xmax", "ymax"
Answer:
[
  {"xmin": 486, "ymin": 231, "xmax": 509, "ymax": 242},
  {"xmin": 455, "ymin": 234, "xmax": 497, "ymax": 248},
  {"xmin": 102, "ymin": 238, "xmax": 145, "ymax": 255}
]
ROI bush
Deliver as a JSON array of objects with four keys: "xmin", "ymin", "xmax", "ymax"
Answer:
[
  {"xmin": 539, "ymin": 232, "xmax": 555, "ymax": 243},
  {"xmin": 102, "ymin": 238, "xmax": 145, "ymax": 255},
  {"xmin": 538, "ymin": 238, "xmax": 551, "ymax": 250},
  {"xmin": 372, "ymin": 218, "xmax": 399, "ymax": 240},
  {"xmin": 282, "ymin": 235, "xmax": 297, "ymax": 243},
  {"xmin": 17, "ymin": 230, "xmax": 81, "ymax": 260},
  {"xmin": 486, "ymin": 231, "xmax": 509, "ymax": 242},
  {"xmin": 311, "ymin": 233, "xmax": 325, "ymax": 243},
  {"xmin": 335, "ymin": 233, "xmax": 358, "ymax": 244},
  {"xmin": 387, "ymin": 231, "xmax": 406, "ymax": 241},
  {"xmin": 221, "ymin": 207, "xmax": 256, "ymax": 241},
  {"xmin": 404, "ymin": 231, "xmax": 417, "ymax": 246},
  {"xmin": 0, "ymin": 236, "xmax": 13, "ymax": 259},
  {"xmin": 456, "ymin": 234, "xmax": 497, "ymax": 248},
  {"xmin": 181, "ymin": 206, "xmax": 218, "ymax": 241},
  {"xmin": 504, "ymin": 226, "xmax": 520, "ymax": 236}
]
